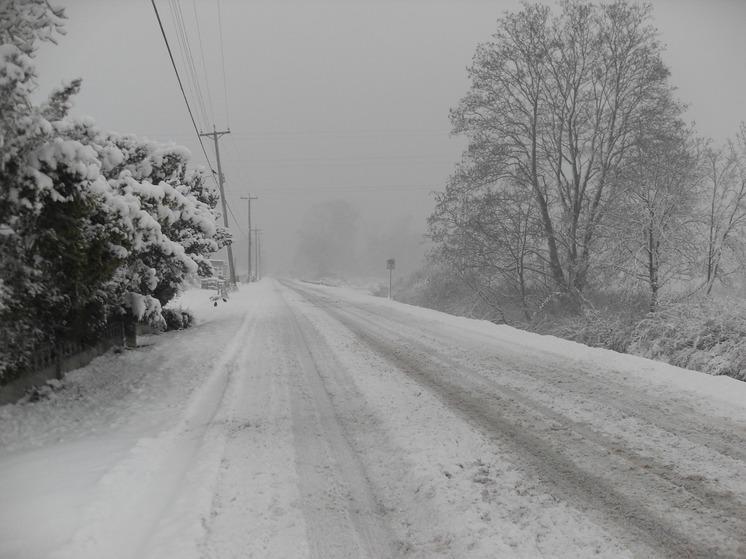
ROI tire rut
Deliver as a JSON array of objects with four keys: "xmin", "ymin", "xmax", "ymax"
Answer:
[
  {"xmin": 353, "ymin": 296, "xmax": 746, "ymax": 459},
  {"xmin": 285, "ymin": 281, "xmax": 746, "ymax": 559},
  {"xmin": 300, "ymin": 283, "xmax": 746, "ymax": 464},
  {"xmin": 277, "ymin": 288, "xmax": 397, "ymax": 559}
]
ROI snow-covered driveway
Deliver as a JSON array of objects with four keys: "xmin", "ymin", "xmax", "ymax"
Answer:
[{"xmin": 2, "ymin": 279, "xmax": 746, "ymax": 558}]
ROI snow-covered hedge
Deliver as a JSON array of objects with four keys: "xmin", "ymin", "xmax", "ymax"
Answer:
[
  {"xmin": 0, "ymin": 1, "xmax": 227, "ymax": 382},
  {"xmin": 161, "ymin": 307, "xmax": 195, "ymax": 331},
  {"xmin": 534, "ymin": 296, "xmax": 746, "ymax": 382},
  {"xmin": 543, "ymin": 309, "xmax": 636, "ymax": 354},
  {"xmin": 629, "ymin": 298, "xmax": 746, "ymax": 381}
]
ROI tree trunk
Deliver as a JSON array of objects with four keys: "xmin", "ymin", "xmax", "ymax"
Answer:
[{"xmin": 647, "ymin": 225, "xmax": 659, "ymax": 312}]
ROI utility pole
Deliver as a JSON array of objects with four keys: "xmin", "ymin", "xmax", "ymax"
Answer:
[
  {"xmin": 252, "ymin": 228, "xmax": 262, "ymax": 280},
  {"xmin": 199, "ymin": 125, "xmax": 236, "ymax": 286},
  {"xmin": 240, "ymin": 194, "xmax": 257, "ymax": 282}
]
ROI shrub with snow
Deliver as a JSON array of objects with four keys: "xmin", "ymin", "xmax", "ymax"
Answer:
[
  {"xmin": 161, "ymin": 307, "xmax": 195, "ymax": 331},
  {"xmin": 629, "ymin": 298, "xmax": 746, "ymax": 381},
  {"xmin": 0, "ymin": 2, "xmax": 227, "ymax": 382}
]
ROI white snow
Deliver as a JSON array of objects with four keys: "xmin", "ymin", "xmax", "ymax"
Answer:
[
  {"xmin": 0, "ymin": 287, "xmax": 252, "ymax": 558},
  {"xmin": 1, "ymin": 279, "xmax": 745, "ymax": 558},
  {"xmin": 306, "ymin": 282, "xmax": 746, "ymax": 421}
]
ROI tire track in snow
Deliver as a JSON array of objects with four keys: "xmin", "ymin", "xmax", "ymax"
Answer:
[
  {"xmin": 315, "ymin": 285, "xmax": 746, "ymax": 464},
  {"xmin": 286, "ymin": 281, "xmax": 746, "ymax": 559},
  {"xmin": 328, "ymin": 297, "xmax": 746, "ymax": 502},
  {"xmin": 332, "ymin": 297, "xmax": 746, "ymax": 511},
  {"xmin": 290, "ymin": 282, "xmax": 746, "ymax": 489},
  {"xmin": 277, "ymin": 286, "xmax": 397, "ymax": 559},
  {"xmin": 50, "ymin": 309, "xmax": 257, "ymax": 559},
  {"xmin": 200, "ymin": 294, "xmax": 310, "ymax": 559}
]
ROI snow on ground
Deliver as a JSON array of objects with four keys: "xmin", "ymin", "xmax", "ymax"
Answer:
[
  {"xmin": 0, "ymin": 285, "xmax": 258, "ymax": 559},
  {"xmin": 280, "ymin": 285, "xmax": 634, "ymax": 558},
  {"xmin": 1, "ymin": 278, "xmax": 745, "ymax": 558},
  {"xmin": 304, "ymin": 281, "xmax": 746, "ymax": 421},
  {"xmin": 283, "ymin": 280, "xmax": 746, "ymax": 557}
]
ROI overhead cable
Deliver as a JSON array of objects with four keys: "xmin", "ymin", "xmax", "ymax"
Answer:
[
  {"xmin": 168, "ymin": 0, "xmax": 211, "ymax": 128},
  {"xmin": 226, "ymin": 201, "xmax": 249, "ymax": 239},
  {"xmin": 192, "ymin": 0, "xmax": 216, "ymax": 125},
  {"xmin": 216, "ymin": 0, "xmax": 230, "ymax": 127},
  {"xmin": 150, "ymin": 0, "xmax": 217, "ymax": 180}
]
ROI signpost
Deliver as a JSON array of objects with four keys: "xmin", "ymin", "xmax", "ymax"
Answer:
[{"xmin": 386, "ymin": 258, "xmax": 395, "ymax": 300}]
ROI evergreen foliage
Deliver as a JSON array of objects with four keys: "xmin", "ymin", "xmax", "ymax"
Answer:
[{"xmin": 0, "ymin": 1, "xmax": 227, "ymax": 381}]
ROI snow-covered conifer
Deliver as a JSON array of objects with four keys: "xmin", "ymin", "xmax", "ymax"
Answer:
[{"xmin": 0, "ymin": 2, "xmax": 227, "ymax": 381}]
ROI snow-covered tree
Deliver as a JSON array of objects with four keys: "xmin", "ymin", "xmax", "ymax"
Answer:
[
  {"xmin": 603, "ymin": 114, "xmax": 700, "ymax": 311},
  {"xmin": 79, "ymin": 130, "xmax": 229, "ymax": 308},
  {"xmin": 0, "ymin": 1, "xmax": 227, "ymax": 380},
  {"xmin": 446, "ymin": 1, "xmax": 678, "ymax": 309},
  {"xmin": 429, "ymin": 168, "xmax": 543, "ymax": 321},
  {"xmin": 0, "ymin": 0, "xmax": 73, "ymax": 375},
  {"xmin": 699, "ymin": 127, "xmax": 746, "ymax": 294}
]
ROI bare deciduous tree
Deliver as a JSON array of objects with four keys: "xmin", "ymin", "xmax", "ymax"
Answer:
[
  {"xmin": 701, "ymin": 126, "xmax": 746, "ymax": 294},
  {"xmin": 443, "ymin": 0, "xmax": 679, "ymax": 310},
  {"xmin": 605, "ymin": 112, "xmax": 700, "ymax": 311},
  {"xmin": 429, "ymin": 163, "xmax": 544, "ymax": 320}
]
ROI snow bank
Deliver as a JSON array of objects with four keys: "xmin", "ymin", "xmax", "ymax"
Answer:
[
  {"xmin": 301, "ymin": 281, "xmax": 746, "ymax": 419},
  {"xmin": 0, "ymin": 286, "xmax": 255, "ymax": 559}
]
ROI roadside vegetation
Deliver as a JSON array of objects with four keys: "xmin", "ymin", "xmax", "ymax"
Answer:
[
  {"xmin": 0, "ymin": 2, "xmax": 226, "ymax": 382},
  {"xmin": 393, "ymin": 267, "xmax": 746, "ymax": 381},
  {"xmin": 406, "ymin": 0, "xmax": 746, "ymax": 381}
]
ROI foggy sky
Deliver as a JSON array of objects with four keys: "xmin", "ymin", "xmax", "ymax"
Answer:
[{"xmin": 33, "ymin": 0, "xmax": 746, "ymax": 279}]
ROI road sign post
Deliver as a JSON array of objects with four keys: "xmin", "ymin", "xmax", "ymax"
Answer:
[{"xmin": 386, "ymin": 258, "xmax": 395, "ymax": 300}]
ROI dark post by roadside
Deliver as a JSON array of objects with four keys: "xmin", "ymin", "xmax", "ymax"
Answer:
[{"xmin": 387, "ymin": 258, "xmax": 395, "ymax": 300}]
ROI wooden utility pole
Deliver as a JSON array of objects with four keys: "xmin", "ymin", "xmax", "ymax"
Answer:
[
  {"xmin": 252, "ymin": 228, "xmax": 262, "ymax": 280},
  {"xmin": 240, "ymin": 194, "xmax": 257, "ymax": 281},
  {"xmin": 199, "ymin": 126, "xmax": 236, "ymax": 286}
]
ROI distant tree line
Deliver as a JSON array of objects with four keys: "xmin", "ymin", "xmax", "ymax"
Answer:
[
  {"xmin": 429, "ymin": 0, "xmax": 746, "ymax": 321},
  {"xmin": 0, "ymin": 1, "xmax": 228, "ymax": 381}
]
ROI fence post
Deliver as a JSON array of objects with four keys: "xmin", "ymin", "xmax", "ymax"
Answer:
[
  {"xmin": 54, "ymin": 344, "xmax": 62, "ymax": 380},
  {"xmin": 123, "ymin": 316, "xmax": 137, "ymax": 348}
]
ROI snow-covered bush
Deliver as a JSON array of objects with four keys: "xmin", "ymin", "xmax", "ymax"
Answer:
[
  {"xmin": 528, "ymin": 293, "xmax": 746, "ymax": 381},
  {"xmin": 0, "ymin": 2, "xmax": 227, "ymax": 382},
  {"xmin": 395, "ymin": 264, "xmax": 507, "ymax": 323},
  {"xmin": 0, "ymin": 1, "xmax": 79, "ymax": 378},
  {"xmin": 541, "ymin": 309, "xmax": 637, "ymax": 354},
  {"xmin": 161, "ymin": 307, "xmax": 195, "ymax": 331},
  {"xmin": 629, "ymin": 298, "xmax": 746, "ymax": 381}
]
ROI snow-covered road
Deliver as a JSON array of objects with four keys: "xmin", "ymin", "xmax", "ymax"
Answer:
[{"xmin": 2, "ymin": 279, "xmax": 746, "ymax": 558}]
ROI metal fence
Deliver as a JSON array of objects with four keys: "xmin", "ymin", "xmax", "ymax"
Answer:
[{"xmin": 0, "ymin": 320, "xmax": 127, "ymax": 404}]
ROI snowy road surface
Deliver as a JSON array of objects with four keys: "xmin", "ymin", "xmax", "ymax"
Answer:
[{"xmin": 2, "ymin": 279, "xmax": 746, "ymax": 558}]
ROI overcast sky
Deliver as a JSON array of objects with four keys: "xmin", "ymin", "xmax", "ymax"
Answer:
[{"xmin": 34, "ymin": 0, "xmax": 746, "ymax": 278}]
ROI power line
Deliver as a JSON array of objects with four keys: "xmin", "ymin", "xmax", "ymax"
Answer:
[
  {"xmin": 135, "ymin": 128, "xmax": 452, "ymax": 140},
  {"xmin": 167, "ymin": 0, "xmax": 200, "ymax": 125},
  {"xmin": 168, "ymin": 0, "xmax": 211, "ymax": 128},
  {"xmin": 180, "ymin": 0, "xmax": 211, "ymax": 126},
  {"xmin": 237, "ymin": 154, "xmax": 453, "ymax": 164},
  {"xmin": 227, "ymin": 183, "xmax": 441, "ymax": 194},
  {"xmin": 226, "ymin": 135, "xmax": 253, "ymax": 185},
  {"xmin": 226, "ymin": 201, "xmax": 248, "ymax": 238},
  {"xmin": 216, "ymin": 0, "xmax": 230, "ymax": 127},
  {"xmin": 192, "ymin": 0, "xmax": 215, "ymax": 126},
  {"xmin": 231, "ymin": 128, "xmax": 452, "ymax": 139},
  {"xmin": 150, "ymin": 0, "xmax": 216, "ymax": 175}
]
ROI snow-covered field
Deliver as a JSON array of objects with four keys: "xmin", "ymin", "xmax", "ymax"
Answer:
[{"xmin": 1, "ymin": 279, "xmax": 746, "ymax": 558}]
